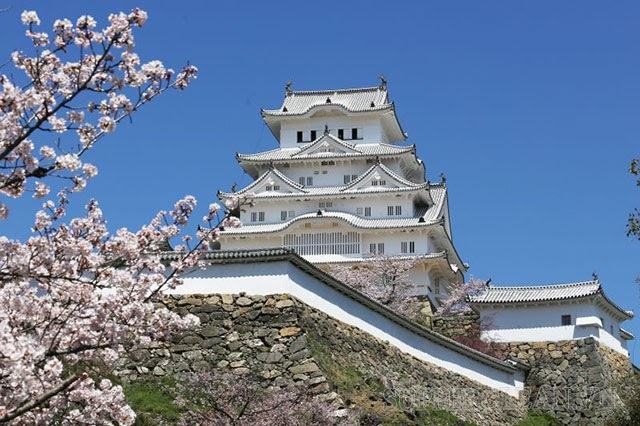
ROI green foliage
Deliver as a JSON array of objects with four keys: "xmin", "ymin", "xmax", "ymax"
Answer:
[
  {"xmin": 123, "ymin": 378, "xmax": 183, "ymax": 424},
  {"xmin": 414, "ymin": 406, "xmax": 476, "ymax": 425},
  {"xmin": 515, "ymin": 411, "xmax": 560, "ymax": 426},
  {"xmin": 628, "ymin": 158, "xmax": 640, "ymax": 240}
]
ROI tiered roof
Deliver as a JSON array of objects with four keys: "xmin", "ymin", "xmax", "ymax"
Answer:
[
  {"xmin": 468, "ymin": 280, "xmax": 634, "ymax": 320},
  {"xmin": 261, "ymin": 83, "xmax": 406, "ymax": 142},
  {"xmin": 219, "ymin": 162, "xmax": 431, "ymax": 200}
]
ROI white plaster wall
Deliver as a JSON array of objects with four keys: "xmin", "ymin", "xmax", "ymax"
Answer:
[
  {"xmin": 478, "ymin": 303, "xmax": 629, "ymax": 356},
  {"xmin": 280, "ymin": 114, "xmax": 383, "ymax": 147},
  {"xmin": 240, "ymin": 193, "xmax": 422, "ymax": 225},
  {"xmin": 167, "ymin": 261, "xmax": 525, "ymax": 396}
]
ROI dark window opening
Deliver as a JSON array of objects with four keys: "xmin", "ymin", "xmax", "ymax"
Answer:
[
  {"xmin": 352, "ymin": 128, "xmax": 359, "ymax": 140},
  {"xmin": 561, "ymin": 315, "xmax": 572, "ymax": 326},
  {"xmin": 310, "ymin": 130, "xmax": 317, "ymax": 140},
  {"xmin": 338, "ymin": 129, "xmax": 344, "ymax": 139},
  {"xmin": 297, "ymin": 131, "xmax": 303, "ymax": 143}
]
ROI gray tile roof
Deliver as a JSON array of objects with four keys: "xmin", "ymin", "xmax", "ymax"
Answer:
[
  {"xmin": 220, "ymin": 210, "xmax": 441, "ymax": 235},
  {"xmin": 468, "ymin": 280, "xmax": 633, "ymax": 320},
  {"xmin": 237, "ymin": 141, "xmax": 415, "ymax": 162},
  {"xmin": 160, "ymin": 247, "xmax": 524, "ymax": 372},
  {"xmin": 262, "ymin": 86, "xmax": 391, "ymax": 117}
]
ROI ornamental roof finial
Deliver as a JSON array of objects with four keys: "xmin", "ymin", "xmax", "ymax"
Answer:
[
  {"xmin": 285, "ymin": 80, "xmax": 293, "ymax": 96},
  {"xmin": 378, "ymin": 74, "xmax": 387, "ymax": 90},
  {"xmin": 592, "ymin": 271, "xmax": 599, "ymax": 282},
  {"xmin": 324, "ymin": 124, "xmax": 329, "ymax": 135},
  {"xmin": 439, "ymin": 173, "xmax": 447, "ymax": 184}
]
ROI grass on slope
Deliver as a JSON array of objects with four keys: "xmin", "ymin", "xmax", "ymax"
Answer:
[{"xmin": 307, "ymin": 331, "xmax": 475, "ymax": 425}]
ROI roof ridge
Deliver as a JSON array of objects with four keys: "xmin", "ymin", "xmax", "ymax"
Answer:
[
  {"xmin": 289, "ymin": 85, "xmax": 383, "ymax": 96},
  {"xmin": 487, "ymin": 280, "xmax": 599, "ymax": 290}
]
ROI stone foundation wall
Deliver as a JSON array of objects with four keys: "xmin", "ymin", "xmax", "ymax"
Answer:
[
  {"xmin": 432, "ymin": 312, "xmax": 480, "ymax": 339},
  {"xmin": 298, "ymin": 302, "xmax": 526, "ymax": 425},
  {"xmin": 117, "ymin": 294, "xmax": 337, "ymax": 401},
  {"xmin": 498, "ymin": 339, "xmax": 633, "ymax": 424},
  {"xmin": 118, "ymin": 294, "xmax": 526, "ymax": 425}
]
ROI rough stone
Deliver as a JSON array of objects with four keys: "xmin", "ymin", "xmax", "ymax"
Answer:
[{"xmin": 279, "ymin": 327, "xmax": 301, "ymax": 337}]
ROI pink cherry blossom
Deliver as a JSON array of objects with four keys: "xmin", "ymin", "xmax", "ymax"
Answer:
[{"xmin": 0, "ymin": 8, "xmax": 222, "ymax": 424}]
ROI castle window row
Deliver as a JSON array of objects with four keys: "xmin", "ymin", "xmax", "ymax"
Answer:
[{"xmin": 295, "ymin": 128, "xmax": 362, "ymax": 143}]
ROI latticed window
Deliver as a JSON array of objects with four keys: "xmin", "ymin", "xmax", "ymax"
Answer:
[{"xmin": 283, "ymin": 232, "xmax": 361, "ymax": 256}]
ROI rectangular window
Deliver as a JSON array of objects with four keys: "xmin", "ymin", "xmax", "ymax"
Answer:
[
  {"xmin": 395, "ymin": 205, "xmax": 402, "ymax": 215},
  {"xmin": 561, "ymin": 315, "xmax": 572, "ymax": 326},
  {"xmin": 368, "ymin": 243, "xmax": 384, "ymax": 255},
  {"xmin": 251, "ymin": 212, "xmax": 257, "ymax": 222},
  {"xmin": 351, "ymin": 128, "xmax": 359, "ymax": 140},
  {"xmin": 352, "ymin": 174, "xmax": 358, "ymax": 181},
  {"xmin": 319, "ymin": 201, "xmax": 333, "ymax": 209},
  {"xmin": 297, "ymin": 131, "xmax": 303, "ymax": 143},
  {"xmin": 409, "ymin": 241, "xmax": 415, "ymax": 253},
  {"xmin": 299, "ymin": 177, "xmax": 305, "ymax": 186},
  {"xmin": 344, "ymin": 175, "xmax": 351, "ymax": 184},
  {"xmin": 338, "ymin": 128, "xmax": 344, "ymax": 139},
  {"xmin": 356, "ymin": 207, "xmax": 363, "ymax": 215},
  {"xmin": 306, "ymin": 176, "xmax": 313, "ymax": 186},
  {"xmin": 258, "ymin": 212, "xmax": 265, "ymax": 222},
  {"xmin": 281, "ymin": 211, "xmax": 288, "ymax": 221},
  {"xmin": 434, "ymin": 278, "xmax": 440, "ymax": 295},
  {"xmin": 387, "ymin": 206, "xmax": 394, "ymax": 216},
  {"xmin": 310, "ymin": 130, "xmax": 317, "ymax": 140},
  {"xmin": 364, "ymin": 207, "xmax": 371, "ymax": 217},
  {"xmin": 372, "ymin": 180, "xmax": 379, "ymax": 186},
  {"xmin": 401, "ymin": 242, "xmax": 408, "ymax": 254},
  {"xmin": 379, "ymin": 179, "xmax": 386, "ymax": 186}
]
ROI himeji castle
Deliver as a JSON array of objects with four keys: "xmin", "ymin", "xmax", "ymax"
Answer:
[{"xmin": 217, "ymin": 79, "xmax": 465, "ymax": 306}]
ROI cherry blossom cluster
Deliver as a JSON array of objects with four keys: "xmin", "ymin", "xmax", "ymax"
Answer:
[
  {"xmin": 0, "ymin": 192, "xmax": 243, "ymax": 423},
  {"xmin": 174, "ymin": 372, "xmax": 346, "ymax": 425},
  {"xmin": 0, "ymin": 8, "xmax": 198, "ymax": 218},
  {"xmin": 435, "ymin": 277, "xmax": 488, "ymax": 315},
  {"xmin": 327, "ymin": 256, "xmax": 421, "ymax": 317}
]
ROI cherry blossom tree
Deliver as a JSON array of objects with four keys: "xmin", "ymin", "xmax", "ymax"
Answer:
[
  {"xmin": 326, "ymin": 256, "xmax": 421, "ymax": 317},
  {"xmin": 174, "ymin": 372, "xmax": 346, "ymax": 426},
  {"xmin": 435, "ymin": 277, "xmax": 488, "ymax": 316},
  {"xmin": 0, "ymin": 8, "xmax": 242, "ymax": 424}
]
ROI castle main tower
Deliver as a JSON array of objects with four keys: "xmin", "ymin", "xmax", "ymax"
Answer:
[{"xmin": 218, "ymin": 80, "xmax": 465, "ymax": 306}]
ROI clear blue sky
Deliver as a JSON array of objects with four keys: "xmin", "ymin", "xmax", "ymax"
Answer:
[{"xmin": 2, "ymin": 1, "xmax": 639, "ymax": 362}]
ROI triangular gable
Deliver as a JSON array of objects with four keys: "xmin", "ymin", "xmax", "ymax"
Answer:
[
  {"xmin": 342, "ymin": 163, "xmax": 421, "ymax": 192},
  {"xmin": 228, "ymin": 168, "xmax": 306, "ymax": 196},
  {"xmin": 292, "ymin": 133, "xmax": 361, "ymax": 158}
]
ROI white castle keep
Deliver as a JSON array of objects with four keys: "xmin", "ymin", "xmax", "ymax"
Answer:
[
  {"xmin": 214, "ymin": 80, "xmax": 634, "ymax": 356},
  {"xmin": 218, "ymin": 80, "xmax": 463, "ymax": 306}
]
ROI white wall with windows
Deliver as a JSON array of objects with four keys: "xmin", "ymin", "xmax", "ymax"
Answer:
[
  {"xmin": 279, "ymin": 114, "xmax": 386, "ymax": 147},
  {"xmin": 239, "ymin": 193, "xmax": 425, "ymax": 225},
  {"xmin": 476, "ymin": 302, "xmax": 630, "ymax": 356}
]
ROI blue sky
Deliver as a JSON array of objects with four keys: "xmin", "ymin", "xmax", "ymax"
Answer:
[{"xmin": 2, "ymin": 1, "xmax": 639, "ymax": 361}]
